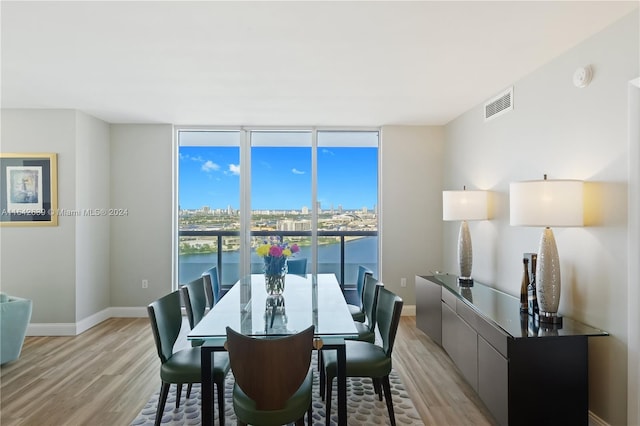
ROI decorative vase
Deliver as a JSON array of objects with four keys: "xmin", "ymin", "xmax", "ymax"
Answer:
[{"xmin": 264, "ymin": 258, "xmax": 287, "ymax": 295}]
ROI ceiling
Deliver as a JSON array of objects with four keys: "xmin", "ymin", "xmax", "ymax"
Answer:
[{"xmin": 1, "ymin": 1, "xmax": 637, "ymax": 126}]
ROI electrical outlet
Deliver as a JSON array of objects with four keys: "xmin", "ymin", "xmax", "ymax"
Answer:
[
  {"xmin": 142, "ymin": 279, "xmax": 149, "ymax": 289},
  {"xmin": 400, "ymin": 277, "xmax": 407, "ymax": 287}
]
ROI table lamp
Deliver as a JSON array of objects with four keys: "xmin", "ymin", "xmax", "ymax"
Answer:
[
  {"xmin": 509, "ymin": 175, "xmax": 584, "ymax": 325},
  {"xmin": 443, "ymin": 187, "xmax": 489, "ymax": 286}
]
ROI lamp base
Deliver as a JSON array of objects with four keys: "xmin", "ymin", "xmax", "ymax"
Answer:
[
  {"xmin": 458, "ymin": 277, "xmax": 474, "ymax": 287},
  {"xmin": 535, "ymin": 310, "xmax": 563, "ymax": 326}
]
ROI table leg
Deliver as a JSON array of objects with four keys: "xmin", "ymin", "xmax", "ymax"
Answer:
[
  {"xmin": 201, "ymin": 346, "xmax": 213, "ymax": 425},
  {"xmin": 337, "ymin": 344, "xmax": 347, "ymax": 426}
]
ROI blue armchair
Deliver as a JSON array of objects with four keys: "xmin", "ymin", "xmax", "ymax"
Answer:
[{"xmin": 0, "ymin": 293, "xmax": 32, "ymax": 365}]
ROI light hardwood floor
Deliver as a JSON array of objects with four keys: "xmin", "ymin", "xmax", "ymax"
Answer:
[{"xmin": 0, "ymin": 316, "xmax": 497, "ymax": 425}]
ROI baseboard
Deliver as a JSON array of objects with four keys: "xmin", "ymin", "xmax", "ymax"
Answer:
[
  {"xmin": 27, "ymin": 306, "xmax": 148, "ymax": 336},
  {"xmin": 27, "ymin": 323, "xmax": 77, "ymax": 336},
  {"xmin": 28, "ymin": 304, "xmax": 416, "ymax": 336},
  {"xmin": 109, "ymin": 306, "xmax": 148, "ymax": 318},
  {"xmin": 402, "ymin": 304, "xmax": 416, "ymax": 316},
  {"xmin": 75, "ymin": 307, "xmax": 111, "ymax": 334},
  {"xmin": 589, "ymin": 410, "xmax": 610, "ymax": 426}
]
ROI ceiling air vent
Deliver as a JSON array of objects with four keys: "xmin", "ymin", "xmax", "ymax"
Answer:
[{"xmin": 484, "ymin": 86, "xmax": 513, "ymax": 122}]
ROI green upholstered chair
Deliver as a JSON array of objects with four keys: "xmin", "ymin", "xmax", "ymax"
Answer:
[
  {"xmin": 349, "ymin": 275, "xmax": 382, "ymax": 344},
  {"xmin": 317, "ymin": 274, "xmax": 380, "ymax": 373},
  {"xmin": 202, "ymin": 265, "xmax": 222, "ymax": 309},
  {"xmin": 181, "ymin": 277, "xmax": 208, "ymax": 333},
  {"xmin": 224, "ymin": 325, "xmax": 315, "ymax": 426},
  {"xmin": 147, "ymin": 290, "xmax": 230, "ymax": 426},
  {"xmin": 180, "ymin": 276, "xmax": 208, "ymax": 397},
  {"xmin": 347, "ymin": 266, "xmax": 373, "ymax": 322},
  {"xmin": 0, "ymin": 293, "xmax": 32, "ymax": 365},
  {"xmin": 286, "ymin": 257, "xmax": 307, "ymax": 275},
  {"xmin": 321, "ymin": 287, "xmax": 403, "ymax": 426}
]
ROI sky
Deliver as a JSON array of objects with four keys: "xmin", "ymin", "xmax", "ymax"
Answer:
[{"xmin": 179, "ymin": 146, "xmax": 378, "ymax": 211}]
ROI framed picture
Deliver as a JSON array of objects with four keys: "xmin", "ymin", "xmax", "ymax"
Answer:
[{"xmin": 1, "ymin": 153, "xmax": 58, "ymax": 226}]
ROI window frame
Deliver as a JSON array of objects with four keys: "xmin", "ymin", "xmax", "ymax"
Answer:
[{"xmin": 173, "ymin": 126, "xmax": 381, "ymax": 290}]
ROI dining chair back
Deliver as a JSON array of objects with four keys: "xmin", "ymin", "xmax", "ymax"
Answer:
[
  {"xmin": 147, "ymin": 290, "xmax": 230, "ymax": 426},
  {"xmin": 349, "ymin": 274, "xmax": 382, "ymax": 343},
  {"xmin": 321, "ymin": 287, "xmax": 404, "ymax": 426},
  {"xmin": 202, "ymin": 265, "xmax": 221, "ymax": 309},
  {"xmin": 287, "ymin": 257, "xmax": 307, "ymax": 275},
  {"xmin": 180, "ymin": 277, "xmax": 207, "ymax": 330},
  {"xmin": 347, "ymin": 265, "xmax": 373, "ymax": 322},
  {"xmin": 225, "ymin": 325, "xmax": 315, "ymax": 425}
]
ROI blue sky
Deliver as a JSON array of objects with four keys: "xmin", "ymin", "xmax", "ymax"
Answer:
[{"xmin": 179, "ymin": 146, "xmax": 377, "ymax": 210}]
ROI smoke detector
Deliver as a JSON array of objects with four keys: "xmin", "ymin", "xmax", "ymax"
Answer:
[{"xmin": 573, "ymin": 66, "xmax": 592, "ymax": 88}]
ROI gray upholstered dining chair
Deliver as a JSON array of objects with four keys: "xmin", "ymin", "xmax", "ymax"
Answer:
[{"xmin": 320, "ymin": 287, "xmax": 404, "ymax": 426}]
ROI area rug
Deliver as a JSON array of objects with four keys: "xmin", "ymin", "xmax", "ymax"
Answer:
[{"xmin": 131, "ymin": 354, "xmax": 424, "ymax": 425}]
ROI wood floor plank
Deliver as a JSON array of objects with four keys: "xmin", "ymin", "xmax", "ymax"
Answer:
[
  {"xmin": 1, "ymin": 316, "xmax": 497, "ymax": 425},
  {"xmin": 392, "ymin": 316, "xmax": 498, "ymax": 426}
]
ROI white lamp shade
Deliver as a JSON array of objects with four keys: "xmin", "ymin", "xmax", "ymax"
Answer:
[
  {"xmin": 443, "ymin": 190, "xmax": 489, "ymax": 221},
  {"xmin": 509, "ymin": 180, "xmax": 584, "ymax": 227}
]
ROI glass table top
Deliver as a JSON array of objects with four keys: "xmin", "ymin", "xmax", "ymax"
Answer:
[{"xmin": 188, "ymin": 273, "xmax": 358, "ymax": 343}]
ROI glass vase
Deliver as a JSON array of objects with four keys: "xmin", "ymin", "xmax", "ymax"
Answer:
[{"xmin": 265, "ymin": 259, "xmax": 287, "ymax": 295}]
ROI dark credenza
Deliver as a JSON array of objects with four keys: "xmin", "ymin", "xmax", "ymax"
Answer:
[{"xmin": 415, "ymin": 274, "xmax": 608, "ymax": 426}]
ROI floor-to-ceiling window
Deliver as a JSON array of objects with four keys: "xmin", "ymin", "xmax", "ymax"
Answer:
[
  {"xmin": 176, "ymin": 128, "xmax": 379, "ymax": 289},
  {"xmin": 177, "ymin": 130, "xmax": 241, "ymax": 286},
  {"xmin": 317, "ymin": 130, "xmax": 378, "ymax": 284},
  {"xmin": 250, "ymin": 131, "xmax": 313, "ymax": 273}
]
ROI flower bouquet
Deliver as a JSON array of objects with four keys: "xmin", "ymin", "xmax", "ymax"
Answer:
[{"xmin": 256, "ymin": 237, "xmax": 300, "ymax": 295}]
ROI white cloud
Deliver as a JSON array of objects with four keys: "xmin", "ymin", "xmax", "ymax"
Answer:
[
  {"xmin": 292, "ymin": 168, "xmax": 305, "ymax": 175},
  {"xmin": 228, "ymin": 164, "xmax": 241, "ymax": 175},
  {"xmin": 202, "ymin": 161, "xmax": 220, "ymax": 172},
  {"xmin": 321, "ymin": 149, "xmax": 335, "ymax": 156}
]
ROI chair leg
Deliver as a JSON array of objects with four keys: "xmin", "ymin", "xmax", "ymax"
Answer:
[
  {"xmin": 307, "ymin": 401, "xmax": 312, "ymax": 425},
  {"xmin": 186, "ymin": 383, "xmax": 192, "ymax": 399},
  {"xmin": 176, "ymin": 383, "xmax": 183, "ymax": 408},
  {"xmin": 381, "ymin": 375, "xmax": 396, "ymax": 426},
  {"xmin": 372, "ymin": 378, "xmax": 382, "ymax": 400},
  {"xmin": 154, "ymin": 382, "xmax": 170, "ymax": 426},
  {"xmin": 216, "ymin": 379, "xmax": 225, "ymax": 426},
  {"xmin": 325, "ymin": 377, "xmax": 333, "ymax": 426},
  {"xmin": 319, "ymin": 360, "xmax": 325, "ymax": 400}
]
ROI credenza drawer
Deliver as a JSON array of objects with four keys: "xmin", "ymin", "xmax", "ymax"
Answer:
[
  {"xmin": 474, "ymin": 313, "xmax": 509, "ymax": 357},
  {"xmin": 441, "ymin": 286, "xmax": 458, "ymax": 308},
  {"xmin": 456, "ymin": 298, "xmax": 508, "ymax": 357},
  {"xmin": 456, "ymin": 298, "xmax": 478, "ymax": 329}
]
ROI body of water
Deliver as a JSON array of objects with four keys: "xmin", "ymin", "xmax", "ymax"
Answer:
[{"xmin": 179, "ymin": 236, "xmax": 378, "ymax": 286}]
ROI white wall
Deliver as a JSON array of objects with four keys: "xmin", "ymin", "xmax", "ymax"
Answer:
[
  {"xmin": 443, "ymin": 12, "xmax": 638, "ymax": 425},
  {"xmin": 380, "ymin": 126, "xmax": 444, "ymax": 305},
  {"xmin": 0, "ymin": 109, "xmax": 111, "ymax": 329},
  {"xmin": 109, "ymin": 124, "xmax": 173, "ymax": 308},
  {"xmin": 627, "ymin": 76, "xmax": 640, "ymax": 426},
  {"xmin": 0, "ymin": 109, "xmax": 78, "ymax": 323},
  {"xmin": 75, "ymin": 111, "xmax": 111, "ymax": 321}
]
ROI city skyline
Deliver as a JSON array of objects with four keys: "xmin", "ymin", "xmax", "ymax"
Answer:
[{"xmin": 179, "ymin": 145, "xmax": 378, "ymax": 210}]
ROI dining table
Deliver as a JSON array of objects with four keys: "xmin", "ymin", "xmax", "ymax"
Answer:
[{"xmin": 188, "ymin": 272, "xmax": 359, "ymax": 426}]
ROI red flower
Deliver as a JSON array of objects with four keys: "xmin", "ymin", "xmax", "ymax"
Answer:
[{"xmin": 269, "ymin": 245, "xmax": 283, "ymax": 257}]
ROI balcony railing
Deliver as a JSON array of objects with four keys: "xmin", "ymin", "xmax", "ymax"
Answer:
[{"xmin": 178, "ymin": 229, "xmax": 378, "ymax": 290}]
